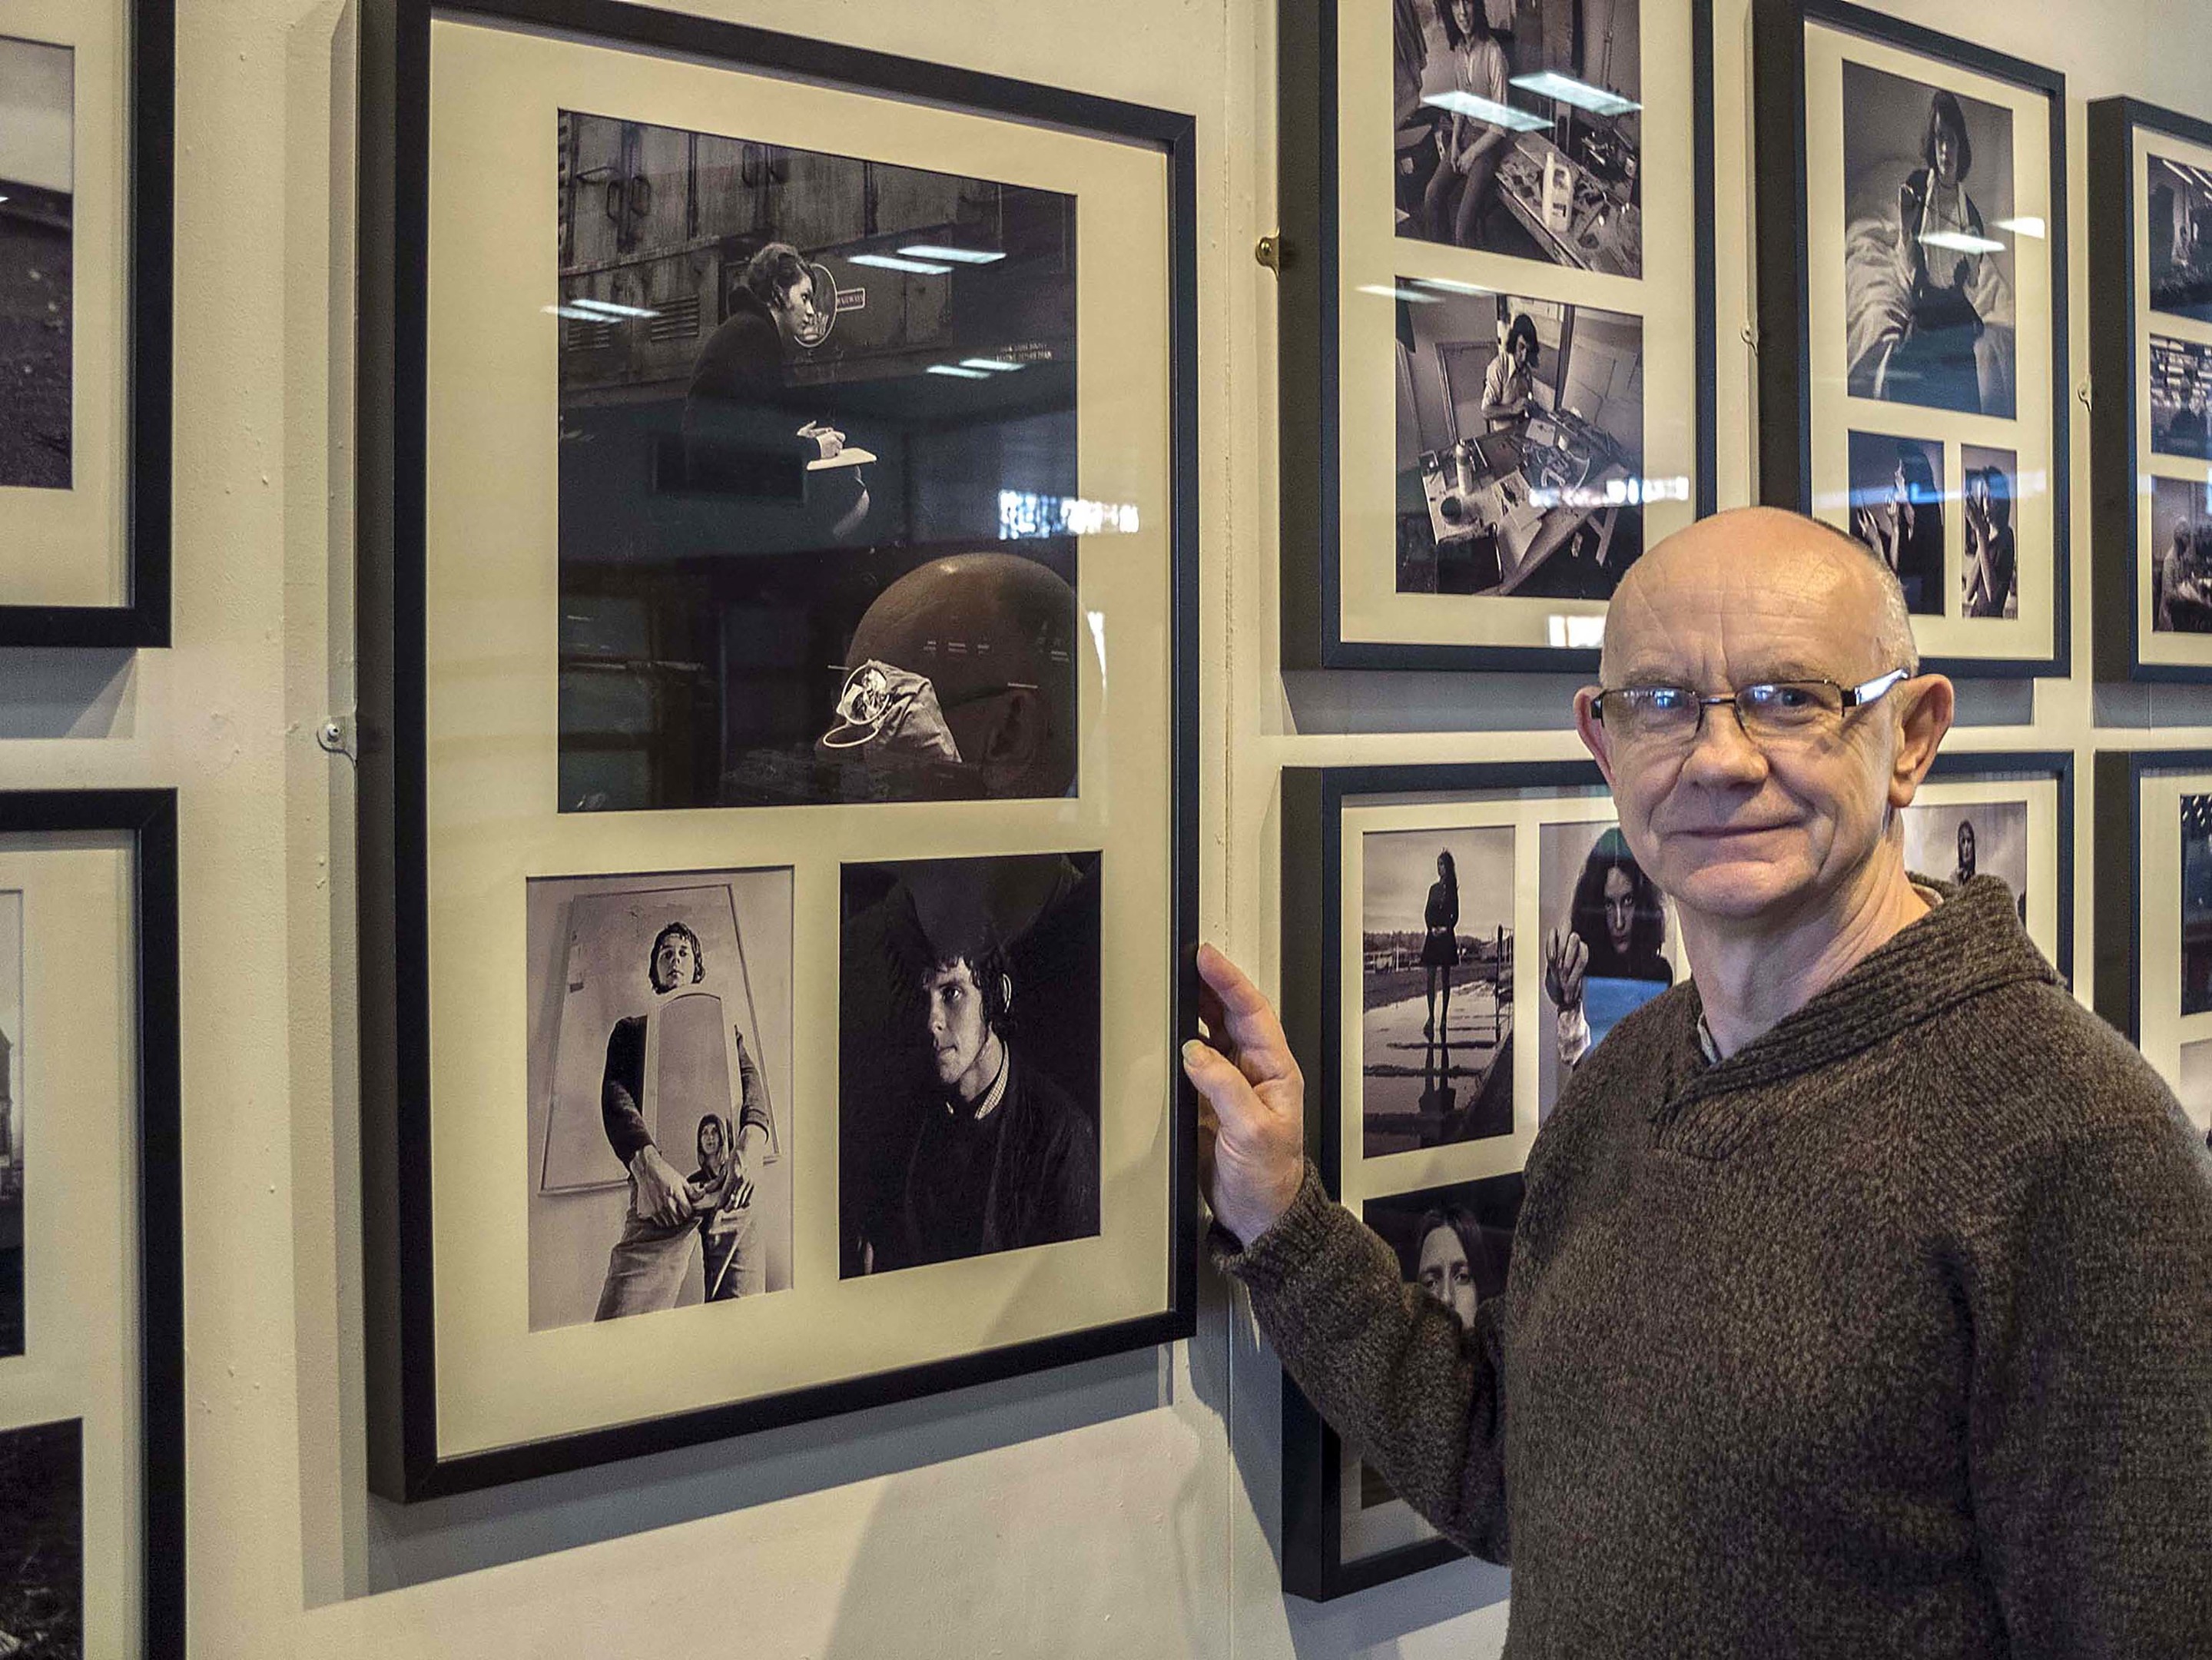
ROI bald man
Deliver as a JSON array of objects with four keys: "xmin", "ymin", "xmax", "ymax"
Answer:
[{"xmin": 1187, "ymin": 509, "xmax": 2212, "ymax": 1655}]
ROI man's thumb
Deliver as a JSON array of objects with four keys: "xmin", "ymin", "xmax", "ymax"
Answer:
[{"xmin": 1181, "ymin": 1039, "xmax": 1248, "ymax": 1113}]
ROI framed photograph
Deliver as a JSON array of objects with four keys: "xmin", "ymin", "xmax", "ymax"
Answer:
[
  {"xmin": 356, "ymin": 0, "xmax": 1198, "ymax": 1501},
  {"xmin": 1276, "ymin": 0, "xmax": 1717, "ymax": 671},
  {"xmin": 1751, "ymin": 0, "xmax": 2067, "ymax": 676},
  {"xmin": 0, "ymin": 789, "xmax": 182, "ymax": 1658},
  {"xmin": 2088, "ymin": 99, "xmax": 2212, "ymax": 680},
  {"xmin": 1277, "ymin": 761, "xmax": 1681, "ymax": 1596},
  {"xmin": 1904, "ymin": 749, "xmax": 2074, "ymax": 983},
  {"xmin": 0, "ymin": 2, "xmax": 171, "ymax": 646},
  {"xmin": 2094, "ymin": 749, "xmax": 2212, "ymax": 1149}
]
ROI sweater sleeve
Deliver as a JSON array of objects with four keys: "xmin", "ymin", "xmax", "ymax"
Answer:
[
  {"xmin": 733, "ymin": 1030, "xmax": 778, "ymax": 1157},
  {"xmin": 1214, "ymin": 1163, "xmax": 1510, "ymax": 1563},
  {"xmin": 600, "ymin": 1017, "xmax": 652, "ymax": 1166},
  {"xmin": 1963, "ymin": 1110, "xmax": 2212, "ymax": 1655}
]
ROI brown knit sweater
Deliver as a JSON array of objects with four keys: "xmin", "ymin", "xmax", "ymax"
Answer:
[{"xmin": 1222, "ymin": 877, "xmax": 2212, "ymax": 1653}]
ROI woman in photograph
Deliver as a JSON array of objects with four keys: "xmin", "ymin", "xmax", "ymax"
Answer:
[
  {"xmin": 1952, "ymin": 819, "xmax": 1978, "ymax": 885},
  {"xmin": 1419, "ymin": 0, "xmax": 1514, "ymax": 248},
  {"xmin": 1962, "ymin": 464, "xmax": 2015, "ymax": 619},
  {"xmin": 1852, "ymin": 441, "xmax": 1943, "ymax": 613},
  {"xmin": 1421, "ymin": 848, "xmax": 1460, "ymax": 1040},
  {"xmin": 1413, "ymin": 1205, "xmax": 1489, "ymax": 1329},
  {"xmin": 1481, "ymin": 312, "xmax": 1540, "ymax": 435},
  {"xmin": 1544, "ymin": 828, "xmax": 1672, "ymax": 1075}
]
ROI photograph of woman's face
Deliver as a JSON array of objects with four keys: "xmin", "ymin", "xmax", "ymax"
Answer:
[{"xmin": 1417, "ymin": 1222, "xmax": 1477, "ymax": 1326}]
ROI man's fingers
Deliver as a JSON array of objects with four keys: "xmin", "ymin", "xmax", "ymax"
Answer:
[{"xmin": 1195, "ymin": 944, "xmax": 1297, "ymax": 1082}]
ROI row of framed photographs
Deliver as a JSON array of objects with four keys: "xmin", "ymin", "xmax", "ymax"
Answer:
[
  {"xmin": 1270, "ymin": 0, "xmax": 2212, "ymax": 686},
  {"xmin": 1272, "ymin": 749, "xmax": 2212, "ymax": 1599}
]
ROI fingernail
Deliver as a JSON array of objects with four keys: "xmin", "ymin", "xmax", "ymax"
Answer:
[{"xmin": 1181, "ymin": 1039, "xmax": 1206, "ymax": 1066}]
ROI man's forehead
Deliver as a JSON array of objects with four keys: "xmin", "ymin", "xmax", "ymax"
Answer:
[{"xmin": 923, "ymin": 958, "xmax": 980, "ymax": 988}]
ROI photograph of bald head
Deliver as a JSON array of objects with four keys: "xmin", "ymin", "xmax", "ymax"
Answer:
[{"xmin": 1186, "ymin": 503, "xmax": 2212, "ymax": 1652}]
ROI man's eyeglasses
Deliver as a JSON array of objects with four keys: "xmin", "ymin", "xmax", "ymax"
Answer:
[{"xmin": 1591, "ymin": 668, "xmax": 1912, "ymax": 749}]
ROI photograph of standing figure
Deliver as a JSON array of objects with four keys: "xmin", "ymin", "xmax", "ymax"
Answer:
[
  {"xmin": 1395, "ymin": 0, "xmax": 1643, "ymax": 278},
  {"xmin": 1537, "ymin": 822, "xmax": 1671, "ymax": 1125},
  {"xmin": 1360, "ymin": 827, "xmax": 1514, "ymax": 1158},
  {"xmin": 553, "ymin": 110, "xmax": 1084, "ymax": 813},
  {"xmin": 2147, "ymin": 152, "xmax": 2212, "ymax": 325},
  {"xmin": 1902, "ymin": 798, "xmax": 2027, "ymax": 923},
  {"xmin": 1396, "ymin": 287, "xmax": 1646, "ymax": 599},
  {"xmin": 840, "ymin": 852, "xmax": 1102, "ymax": 1277},
  {"xmin": 1840, "ymin": 65, "xmax": 2017, "ymax": 419},
  {"xmin": 525, "ymin": 868, "xmax": 792, "ymax": 1333},
  {"xmin": 2149, "ymin": 334, "xmax": 2212, "ymax": 461},
  {"xmin": 2151, "ymin": 476, "xmax": 2212, "ymax": 634},
  {"xmin": 1960, "ymin": 446, "xmax": 2018, "ymax": 619},
  {"xmin": 1846, "ymin": 431, "xmax": 1944, "ymax": 615},
  {"xmin": 0, "ymin": 35, "xmax": 74, "ymax": 491}
]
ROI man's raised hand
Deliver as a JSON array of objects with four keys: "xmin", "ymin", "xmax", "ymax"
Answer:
[{"xmin": 1181, "ymin": 943, "xmax": 1307, "ymax": 1247}]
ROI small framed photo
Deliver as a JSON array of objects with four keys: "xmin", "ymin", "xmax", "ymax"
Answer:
[
  {"xmin": 1277, "ymin": 761, "xmax": 1680, "ymax": 1596},
  {"xmin": 2088, "ymin": 98, "xmax": 2212, "ymax": 680},
  {"xmin": 2094, "ymin": 750, "xmax": 2212, "ymax": 1148},
  {"xmin": 358, "ymin": 0, "xmax": 1199, "ymax": 1500},
  {"xmin": 1905, "ymin": 749, "xmax": 2074, "ymax": 982},
  {"xmin": 0, "ymin": 2, "xmax": 171, "ymax": 646},
  {"xmin": 1275, "ymin": 0, "xmax": 1718, "ymax": 671},
  {"xmin": 1751, "ymin": 0, "xmax": 2068, "ymax": 676},
  {"xmin": 0, "ymin": 789, "xmax": 182, "ymax": 1658}
]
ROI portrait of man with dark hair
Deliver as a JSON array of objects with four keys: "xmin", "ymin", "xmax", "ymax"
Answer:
[{"xmin": 840, "ymin": 852, "xmax": 1103, "ymax": 1277}]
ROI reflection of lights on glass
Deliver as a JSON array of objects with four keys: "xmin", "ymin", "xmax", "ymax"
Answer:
[
  {"xmin": 1992, "ymin": 215, "xmax": 2046, "ymax": 239},
  {"xmin": 999, "ymin": 490, "xmax": 1142, "ymax": 540},
  {"xmin": 851, "ymin": 252, "xmax": 953, "ymax": 274},
  {"xmin": 1421, "ymin": 91, "xmax": 1550, "ymax": 132},
  {"xmin": 900, "ymin": 245, "xmax": 1007, "ymax": 265},
  {"xmin": 543, "ymin": 304, "xmax": 605, "ymax": 321},
  {"xmin": 567, "ymin": 297, "xmax": 659, "ymax": 320},
  {"xmin": 1358, "ymin": 283, "xmax": 1441, "ymax": 304},
  {"xmin": 1528, "ymin": 475, "xmax": 1690, "ymax": 512},
  {"xmin": 960, "ymin": 358, "xmax": 1026, "ymax": 372},
  {"xmin": 1919, "ymin": 230, "xmax": 2005, "ymax": 255},
  {"xmin": 1411, "ymin": 276, "xmax": 1488, "ymax": 296},
  {"xmin": 1507, "ymin": 71, "xmax": 1640, "ymax": 118},
  {"xmin": 927, "ymin": 364, "xmax": 992, "ymax": 379},
  {"xmin": 1087, "ymin": 609, "xmax": 1109, "ymax": 691},
  {"xmin": 1546, "ymin": 614, "xmax": 1607, "ymax": 649}
]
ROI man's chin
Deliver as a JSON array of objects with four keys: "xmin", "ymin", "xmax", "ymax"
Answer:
[{"xmin": 1661, "ymin": 848, "xmax": 1812, "ymax": 918}]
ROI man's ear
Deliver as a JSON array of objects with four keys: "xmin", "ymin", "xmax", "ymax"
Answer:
[
  {"xmin": 1889, "ymin": 674, "xmax": 1956, "ymax": 810},
  {"xmin": 1574, "ymin": 687, "xmax": 1617, "ymax": 788}
]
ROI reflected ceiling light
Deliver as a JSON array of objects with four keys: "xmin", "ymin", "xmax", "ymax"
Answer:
[
  {"xmin": 567, "ymin": 297, "xmax": 659, "ymax": 319},
  {"xmin": 960, "ymin": 357, "xmax": 1026, "ymax": 372},
  {"xmin": 1358, "ymin": 283, "xmax": 1441, "ymax": 303},
  {"xmin": 1919, "ymin": 230, "xmax": 2005, "ymax": 254},
  {"xmin": 542, "ymin": 304, "xmax": 605, "ymax": 320},
  {"xmin": 1508, "ymin": 71, "xmax": 1640, "ymax": 118},
  {"xmin": 927, "ymin": 364, "xmax": 993, "ymax": 378},
  {"xmin": 851, "ymin": 252, "xmax": 953, "ymax": 274},
  {"xmin": 1411, "ymin": 276, "xmax": 1488, "ymax": 296},
  {"xmin": 1991, "ymin": 215, "xmax": 2046, "ymax": 238},
  {"xmin": 900, "ymin": 245, "xmax": 1006, "ymax": 265},
  {"xmin": 1421, "ymin": 91, "xmax": 1549, "ymax": 132}
]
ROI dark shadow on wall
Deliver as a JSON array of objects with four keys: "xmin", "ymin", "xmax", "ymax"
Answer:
[{"xmin": 0, "ymin": 649, "xmax": 135, "ymax": 738}]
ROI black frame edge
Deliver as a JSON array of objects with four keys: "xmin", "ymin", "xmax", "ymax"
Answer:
[
  {"xmin": 0, "ymin": 791, "xmax": 184, "ymax": 1656},
  {"xmin": 2090, "ymin": 752, "xmax": 2140, "ymax": 1041},
  {"xmin": 366, "ymin": 0, "xmax": 1201, "ymax": 1502},
  {"xmin": 0, "ymin": 1, "xmax": 174, "ymax": 648}
]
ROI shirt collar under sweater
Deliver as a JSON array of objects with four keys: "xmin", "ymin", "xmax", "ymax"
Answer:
[{"xmin": 1658, "ymin": 875, "xmax": 2055, "ymax": 1159}]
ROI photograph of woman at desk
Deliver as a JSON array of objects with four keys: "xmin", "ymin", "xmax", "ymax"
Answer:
[
  {"xmin": 1394, "ymin": 290, "xmax": 1646, "ymax": 601},
  {"xmin": 2152, "ymin": 476, "xmax": 2212, "ymax": 636},
  {"xmin": 1394, "ymin": 0, "xmax": 1644, "ymax": 279}
]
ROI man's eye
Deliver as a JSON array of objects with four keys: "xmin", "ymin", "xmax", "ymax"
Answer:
[{"xmin": 1638, "ymin": 687, "xmax": 1693, "ymax": 712}]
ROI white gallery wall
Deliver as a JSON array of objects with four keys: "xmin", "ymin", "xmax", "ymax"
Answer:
[{"xmin": 0, "ymin": 0, "xmax": 2209, "ymax": 1655}]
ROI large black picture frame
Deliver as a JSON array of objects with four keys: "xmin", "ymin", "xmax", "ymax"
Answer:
[
  {"xmin": 1916, "ymin": 747, "xmax": 2075, "ymax": 985},
  {"xmin": 1750, "ymin": 0, "xmax": 2069, "ymax": 679},
  {"xmin": 1275, "ymin": 0, "xmax": 1720, "ymax": 673},
  {"xmin": 357, "ymin": 0, "xmax": 1201, "ymax": 1502},
  {"xmin": 2088, "ymin": 98, "xmax": 2212, "ymax": 682},
  {"xmin": 0, "ymin": 788, "xmax": 183, "ymax": 1655},
  {"xmin": 1277, "ymin": 759, "xmax": 1601, "ymax": 1599},
  {"xmin": 2091, "ymin": 747, "xmax": 2212, "ymax": 1048},
  {"xmin": 0, "ymin": 1, "xmax": 173, "ymax": 649}
]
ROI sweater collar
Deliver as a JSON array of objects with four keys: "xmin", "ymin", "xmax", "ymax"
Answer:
[{"xmin": 1653, "ymin": 875, "xmax": 2058, "ymax": 1140}]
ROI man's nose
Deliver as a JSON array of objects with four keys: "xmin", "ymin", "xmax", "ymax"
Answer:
[{"xmin": 1676, "ymin": 699, "xmax": 1770, "ymax": 786}]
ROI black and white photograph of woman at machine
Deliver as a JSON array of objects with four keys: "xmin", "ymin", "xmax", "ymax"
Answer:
[
  {"xmin": 1392, "ymin": 0, "xmax": 1643, "ymax": 278},
  {"xmin": 1394, "ymin": 286, "xmax": 1647, "ymax": 599}
]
